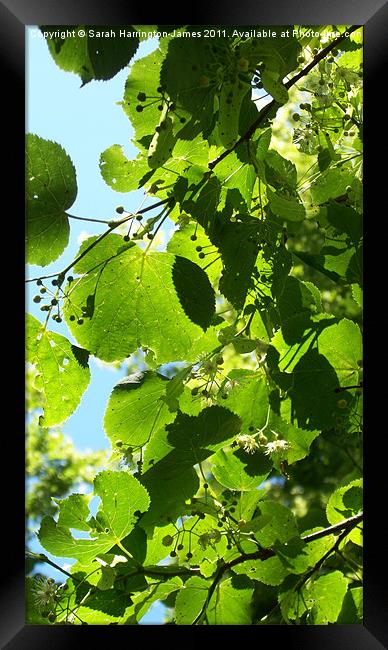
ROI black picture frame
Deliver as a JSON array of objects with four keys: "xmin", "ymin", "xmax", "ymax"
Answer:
[{"xmin": 3, "ymin": 0, "xmax": 387, "ymax": 646}]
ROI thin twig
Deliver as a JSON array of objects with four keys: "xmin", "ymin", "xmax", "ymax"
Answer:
[{"xmin": 25, "ymin": 198, "xmax": 172, "ymax": 284}]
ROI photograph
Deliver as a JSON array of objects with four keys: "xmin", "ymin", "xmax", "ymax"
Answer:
[{"xmin": 23, "ymin": 23, "xmax": 365, "ymax": 628}]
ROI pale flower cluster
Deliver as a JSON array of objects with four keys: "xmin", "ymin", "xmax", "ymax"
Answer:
[
  {"xmin": 263, "ymin": 439, "xmax": 290, "ymax": 457},
  {"xmin": 236, "ymin": 433, "xmax": 290, "ymax": 457}
]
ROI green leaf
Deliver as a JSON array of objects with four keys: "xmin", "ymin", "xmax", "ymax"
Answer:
[
  {"xmin": 99, "ymin": 145, "xmax": 149, "ymax": 192},
  {"xmin": 318, "ymin": 147, "xmax": 332, "ymax": 172},
  {"xmin": 160, "ymin": 38, "xmax": 217, "ymax": 133},
  {"xmin": 167, "ymin": 223, "xmax": 222, "ymax": 285},
  {"xmin": 38, "ymin": 470, "xmax": 150, "ymax": 564},
  {"xmin": 351, "ymin": 284, "xmax": 362, "ymax": 307},
  {"xmin": 218, "ymin": 372, "xmax": 269, "ymax": 434},
  {"xmin": 207, "ymin": 575, "xmax": 254, "ymax": 625},
  {"xmin": 211, "ymin": 447, "xmax": 271, "ymax": 491},
  {"xmin": 305, "ymin": 571, "xmax": 348, "ymax": 623},
  {"xmin": 214, "ymin": 153, "xmax": 256, "ymax": 210},
  {"xmin": 26, "ymin": 313, "xmax": 90, "ymax": 426},
  {"xmin": 318, "ymin": 319, "xmax": 362, "ymax": 386},
  {"xmin": 232, "ymin": 555, "xmax": 288, "ymax": 586},
  {"xmin": 337, "ymin": 587, "xmax": 363, "ymax": 623},
  {"xmin": 42, "ymin": 26, "xmax": 139, "ymax": 84},
  {"xmin": 140, "ymin": 467, "xmax": 199, "ymax": 528},
  {"xmin": 55, "ymin": 494, "xmax": 91, "ymax": 531},
  {"xmin": 26, "ymin": 134, "xmax": 76, "ymax": 265},
  {"xmin": 140, "ymin": 407, "xmax": 241, "ymax": 503},
  {"xmin": 261, "ymin": 70, "xmax": 288, "ymax": 104},
  {"xmin": 167, "ymin": 406, "xmax": 241, "ymax": 453},
  {"xmin": 72, "ymin": 582, "xmax": 133, "ymax": 623},
  {"xmin": 63, "ymin": 235, "xmax": 215, "ymax": 363},
  {"xmin": 275, "ymin": 528, "xmax": 335, "ymax": 575},
  {"xmin": 310, "ymin": 167, "xmax": 353, "ymax": 203},
  {"xmin": 326, "ymin": 479, "xmax": 363, "ymax": 546},
  {"xmin": 269, "ymin": 414, "xmax": 320, "ymax": 465},
  {"xmin": 213, "ymin": 221, "xmax": 260, "ymax": 309},
  {"xmin": 182, "ymin": 176, "xmax": 221, "ymax": 233},
  {"xmin": 104, "ymin": 371, "xmax": 176, "ymax": 448},
  {"xmin": 265, "ymin": 150, "xmax": 297, "ymax": 190},
  {"xmin": 160, "ymin": 365, "xmax": 192, "ymax": 413},
  {"xmin": 122, "ymin": 43, "xmax": 169, "ymax": 147},
  {"xmin": 267, "ymin": 189, "xmax": 306, "ymax": 222},
  {"xmin": 174, "ymin": 576, "xmax": 209, "ymax": 624},
  {"xmin": 129, "ymin": 576, "xmax": 183, "ymax": 623},
  {"xmin": 277, "ymin": 277, "xmax": 321, "ymax": 325},
  {"xmin": 254, "ymin": 502, "xmax": 298, "ymax": 547},
  {"xmin": 172, "ymin": 256, "xmax": 215, "ymax": 329},
  {"xmin": 147, "ymin": 107, "xmax": 177, "ymax": 169}
]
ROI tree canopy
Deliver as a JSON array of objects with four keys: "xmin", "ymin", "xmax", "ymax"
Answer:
[{"xmin": 26, "ymin": 24, "xmax": 363, "ymax": 625}]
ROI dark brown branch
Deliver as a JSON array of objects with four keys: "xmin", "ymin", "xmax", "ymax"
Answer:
[
  {"xmin": 26, "ymin": 551, "xmax": 80, "ymax": 582},
  {"xmin": 208, "ymin": 25, "xmax": 360, "ymax": 171},
  {"xmin": 192, "ymin": 511, "xmax": 362, "ymax": 624}
]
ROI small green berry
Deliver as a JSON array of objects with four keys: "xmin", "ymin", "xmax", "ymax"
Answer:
[
  {"xmin": 33, "ymin": 295, "xmax": 41, "ymax": 303},
  {"xmin": 69, "ymin": 315, "xmax": 76, "ymax": 321},
  {"xmin": 186, "ymin": 552, "xmax": 193, "ymax": 559},
  {"xmin": 137, "ymin": 92, "xmax": 146, "ymax": 102},
  {"xmin": 135, "ymin": 105, "xmax": 143, "ymax": 112},
  {"xmin": 292, "ymin": 113, "xmax": 300, "ymax": 121},
  {"xmin": 177, "ymin": 544, "xmax": 184, "ymax": 551},
  {"xmin": 170, "ymin": 550, "xmax": 177, "ymax": 557},
  {"xmin": 51, "ymin": 298, "xmax": 58, "ymax": 306},
  {"xmin": 77, "ymin": 318, "xmax": 84, "ymax": 325},
  {"xmin": 36, "ymin": 279, "xmax": 43, "ymax": 286},
  {"xmin": 116, "ymin": 206, "xmax": 124, "ymax": 214},
  {"xmin": 198, "ymin": 252, "xmax": 205, "ymax": 259},
  {"xmin": 190, "ymin": 235, "xmax": 197, "ymax": 241}
]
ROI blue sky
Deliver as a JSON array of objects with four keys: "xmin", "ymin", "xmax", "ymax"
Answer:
[
  {"xmin": 26, "ymin": 27, "xmax": 167, "ymax": 623},
  {"xmin": 26, "ymin": 28, "xmax": 159, "ymax": 452}
]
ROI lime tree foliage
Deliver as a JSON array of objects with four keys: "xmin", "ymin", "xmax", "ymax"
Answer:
[{"xmin": 26, "ymin": 25, "xmax": 363, "ymax": 625}]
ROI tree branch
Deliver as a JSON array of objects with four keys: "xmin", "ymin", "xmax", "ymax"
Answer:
[
  {"xmin": 192, "ymin": 511, "xmax": 362, "ymax": 624},
  {"xmin": 208, "ymin": 25, "xmax": 360, "ymax": 171},
  {"xmin": 25, "ymin": 198, "xmax": 172, "ymax": 284},
  {"xmin": 26, "ymin": 551, "xmax": 79, "ymax": 582}
]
